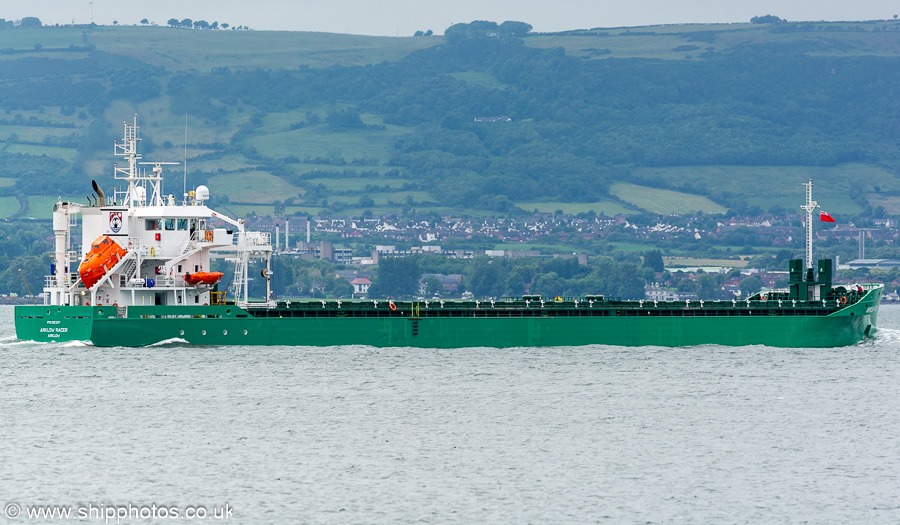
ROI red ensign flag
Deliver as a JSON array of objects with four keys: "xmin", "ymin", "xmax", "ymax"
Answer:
[{"xmin": 820, "ymin": 210, "xmax": 836, "ymax": 222}]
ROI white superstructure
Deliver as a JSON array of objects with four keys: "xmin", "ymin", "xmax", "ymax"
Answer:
[{"xmin": 45, "ymin": 116, "xmax": 273, "ymax": 308}]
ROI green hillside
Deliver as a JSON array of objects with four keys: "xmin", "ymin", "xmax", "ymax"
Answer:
[
  {"xmin": 525, "ymin": 21, "xmax": 900, "ymax": 60},
  {"xmin": 0, "ymin": 26, "xmax": 440, "ymax": 71},
  {"xmin": 1, "ymin": 19, "xmax": 900, "ymax": 219}
]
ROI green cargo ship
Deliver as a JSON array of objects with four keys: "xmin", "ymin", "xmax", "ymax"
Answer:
[
  {"xmin": 13, "ymin": 119, "xmax": 882, "ymax": 347},
  {"xmin": 14, "ymin": 258, "xmax": 882, "ymax": 348}
]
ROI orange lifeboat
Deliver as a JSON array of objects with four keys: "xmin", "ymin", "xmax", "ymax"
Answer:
[
  {"xmin": 184, "ymin": 271, "xmax": 224, "ymax": 286},
  {"xmin": 79, "ymin": 235, "xmax": 127, "ymax": 289}
]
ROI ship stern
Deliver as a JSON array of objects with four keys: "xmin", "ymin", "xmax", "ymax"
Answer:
[{"xmin": 14, "ymin": 305, "xmax": 95, "ymax": 343}]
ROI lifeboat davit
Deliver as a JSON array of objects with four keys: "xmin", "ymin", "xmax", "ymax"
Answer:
[
  {"xmin": 79, "ymin": 235, "xmax": 127, "ymax": 289},
  {"xmin": 184, "ymin": 271, "xmax": 224, "ymax": 286}
]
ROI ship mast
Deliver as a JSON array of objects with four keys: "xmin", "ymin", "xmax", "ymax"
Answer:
[
  {"xmin": 113, "ymin": 116, "xmax": 143, "ymax": 206},
  {"xmin": 113, "ymin": 116, "xmax": 178, "ymax": 206},
  {"xmin": 799, "ymin": 178, "xmax": 818, "ymax": 269}
]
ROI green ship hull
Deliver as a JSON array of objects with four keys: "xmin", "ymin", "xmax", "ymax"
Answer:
[{"xmin": 15, "ymin": 286, "xmax": 882, "ymax": 348}]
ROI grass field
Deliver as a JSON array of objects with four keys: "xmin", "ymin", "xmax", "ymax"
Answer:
[
  {"xmin": 6, "ymin": 144, "xmax": 79, "ymax": 162},
  {"xmin": 0, "ymin": 197, "xmax": 20, "ymax": 218},
  {"xmin": 24, "ymin": 196, "xmax": 59, "ymax": 219},
  {"xmin": 302, "ymin": 177, "xmax": 410, "ymax": 191},
  {"xmin": 408, "ymin": 207, "xmax": 499, "ymax": 218},
  {"xmin": 0, "ymin": 107, "xmax": 91, "ymax": 127},
  {"xmin": 664, "ymin": 257, "xmax": 749, "ymax": 268},
  {"xmin": 527, "ymin": 33, "xmax": 708, "ymax": 61},
  {"xmin": 263, "ymin": 106, "xmax": 342, "ymax": 130},
  {"xmin": 0, "ymin": 125, "xmax": 81, "ymax": 143},
  {"xmin": 104, "ymin": 99, "xmax": 249, "ymax": 151},
  {"xmin": 186, "ymin": 154, "xmax": 259, "ymax": 173},
  {"xmin": 209, "ymin": 171, "xmax": 303, "ymax": 203},
  {"xmin": 524, "ymin": 24, "xmax": 750, "ymax": 61},
  {"xmin": 222, "ymin": 204, "xmax": 325, "ymax": 218},
  {"xmin": 0, "ymin": 26, "xmax": 441, "ymax": 72},
  {"xmin": 262, "ymin": 108, "xmax": 329, "ymax": 131},
  {"xmin": 865, "ymin": 195, "xmax": 900, "ymax": 215},
  {"xmin": 632, "ymin": 164, "xmax": 894, "ymax": 215},
  {"xmin": 248, "ymin": 107, "xmax": 414, "ymax": 165},
  {"xmin": 223, "ymin": 204, "xmax": 478, "ymax": 219},
  {"xmin": 297, "ymin": 163, "xmax": 398, "ymax": 174},
  {"xmin": 328, "ymin": 191, "xmax": 433, "ymax": 205},
  {"xmin": 609, "ymin": 183, "xmax": 728, "ymax": 214},
  {"xmin": 525, "ymin": 22, "xmax": 900, "ymax": 61},
  {"xmin": 516, "ymin": 200, "xmax": 636, "ymax": 216},
  {"xmin": 248, "ymin": 125, "xmax": 400, "ymax": 164},
  {"xmin": 492, "ymin": 242, "xmax": 584, "ymax": 252},
  {"xmin": 228, "ymin": 204, "xmax": 503, "ymax": 219}
]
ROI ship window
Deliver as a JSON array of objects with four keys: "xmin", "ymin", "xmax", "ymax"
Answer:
[
  {"xmin": 165, "ymin": 219, "xmax": 176, "ymax": 230},
  {"xmin": 145, "ymin": 219, "xmax": 161, "ymax": 230},
  {"xmin": 177, "ymin": 264, "xmax": 182, "ymax": 273},
  {"xmin": 177, "ymin": 219, "xmax": 188, "ymax": 230},
  {"xmin": 195, "ymin": 295, "xmax": 199, "ymax": 303}
]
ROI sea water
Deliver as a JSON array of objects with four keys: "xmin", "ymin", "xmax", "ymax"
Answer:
[{"xmin": 1, "ymin": 304, "xmax": 899, "ymax": 523}]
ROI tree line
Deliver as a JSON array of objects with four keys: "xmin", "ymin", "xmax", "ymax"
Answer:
[{"xmin": 165, "ymin": 19, "xmax": 232, "ymax": 30}]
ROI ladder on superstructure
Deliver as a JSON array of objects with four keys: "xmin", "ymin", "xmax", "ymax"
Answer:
[
  {"xmin": 121, "ymin": 258, "xmax": 137, "ymax": 282},
  {"xmin": 230, "ymin": 251, "xmax": 247, "ymax": 305}
]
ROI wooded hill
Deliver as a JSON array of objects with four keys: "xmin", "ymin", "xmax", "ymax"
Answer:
[{"xmin": 2, "ymin": 19, "xmax": 900, "ymax": 219}]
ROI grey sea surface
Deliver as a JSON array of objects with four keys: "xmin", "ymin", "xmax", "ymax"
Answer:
[{"xmin": 1, "ymin": 304, "xmax": 900, "ymax": 523}]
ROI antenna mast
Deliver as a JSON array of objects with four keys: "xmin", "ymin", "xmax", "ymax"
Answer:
[
  {"xmin": 183, "ymin": 113, "xmax": 188, "ymax": 203},
  {"xmin": 799, "ymin": 179, "xmax": 819, "ymax": 269}
]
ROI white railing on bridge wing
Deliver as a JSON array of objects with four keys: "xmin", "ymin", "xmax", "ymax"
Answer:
[
  {"xmin": 44, "ymin": 273, "xmax": 80, "ymax": 288},
  {"xmin": 125, "ymin": 276, "xmax": 176, "ymax": 288},
  {"xmin": 190, "ymin": 230, "xmax": 234, "ymax": 245}
]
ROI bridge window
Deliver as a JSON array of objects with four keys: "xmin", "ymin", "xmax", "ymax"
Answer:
[
  {"xmin": 145, "ymin": 219, "xmax": 161, "ymax": 230},
  {"xmin": 165, "ymin": 219, "xmax": 176, "ymax": 230}
]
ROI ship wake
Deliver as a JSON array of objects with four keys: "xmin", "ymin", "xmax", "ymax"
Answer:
[
  {"xmin": 861, "ymin": 326, "xmax": 900, "ymax": 347},
  {"xmin": 61, "ymin": 340, "xmax": 91, "ymax": 347},
  {"xmin": 147, "ymin": 337, "xmax": 190, "ymax": 347},
  {"xmin": 0, "ymin": 337, "xmax": 91, "ymax": 347}
]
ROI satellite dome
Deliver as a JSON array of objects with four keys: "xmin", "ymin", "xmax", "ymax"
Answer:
[{"xmin": 195, "ymin": 185, "xmax": 210, "ymax": 203}]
